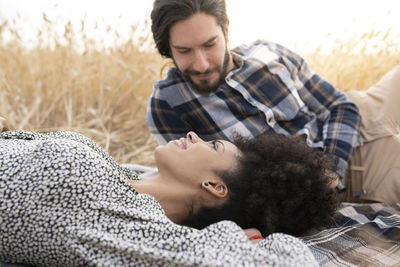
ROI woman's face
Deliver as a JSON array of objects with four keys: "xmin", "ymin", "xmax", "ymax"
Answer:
[{"xmin": 154, "ymin": 132, "xmax": 239, "ymax": 184}]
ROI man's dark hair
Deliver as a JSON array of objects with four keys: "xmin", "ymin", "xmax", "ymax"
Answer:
[
  {"xmin": 151, "ymin": 0, "xmax": 229, "ymax": 58},
  {"xmin": 182, "ymin": 133, "xmax": 339, "ymax": 236}
]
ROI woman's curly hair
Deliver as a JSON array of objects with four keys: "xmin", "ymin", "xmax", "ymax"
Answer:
[{"xmin": 183, "ymin": 132, "xmax": 339, "ymax": 236}]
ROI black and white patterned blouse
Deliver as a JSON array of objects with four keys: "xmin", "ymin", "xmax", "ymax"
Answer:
[{"xmin": 0, "ymin": 131, "xmax": 317, "ymax": 266}]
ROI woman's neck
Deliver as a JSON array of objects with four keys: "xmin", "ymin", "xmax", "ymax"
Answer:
[{"xmin": 127, "ymin": 175, "xmax": 194, "ymax": 224}]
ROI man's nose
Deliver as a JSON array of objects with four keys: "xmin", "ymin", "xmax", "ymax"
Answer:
[{"xmin": 192, "ymin": 50, "xmax": 209, "ymax": 73}]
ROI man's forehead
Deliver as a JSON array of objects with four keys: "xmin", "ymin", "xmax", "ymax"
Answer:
[{"xmin": 169, "ymin": 13, "xmax": 222, "ymax": 46}]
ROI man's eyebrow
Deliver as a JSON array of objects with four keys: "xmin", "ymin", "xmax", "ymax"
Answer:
[{"xmin": 172, "ymin": 35, "xmax": 218, "ymax": 50}]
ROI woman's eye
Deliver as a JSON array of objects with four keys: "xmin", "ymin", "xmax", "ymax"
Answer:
[{"xmin": 211, "ymin": 140, "xmax": 218, "ymax": 151}]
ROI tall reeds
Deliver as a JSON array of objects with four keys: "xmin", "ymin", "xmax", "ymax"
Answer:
[
  {"xmin": 304, "ymin": 28, "xmax": 400, "ymax": 92},
  {"xmin": 1, "ymin": 16, "xmax": 165, "ymax": 166}
]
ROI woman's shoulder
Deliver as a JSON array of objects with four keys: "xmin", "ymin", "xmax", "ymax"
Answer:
[
  {"xmin": 1, "ymin": 130, "xmax": 91, "ymax": 143},
  {"xmin": 1, "ymin": 130, "xmax": 122, "ymax": 171},
  {"xmin": 1, "ymin": 130, "xmax": 107, "ymax": 157}
]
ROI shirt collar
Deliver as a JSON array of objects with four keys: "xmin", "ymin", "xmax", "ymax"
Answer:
[{"xmin": 225, "ymin": 50, "xmax": 245, "ymax": 81}]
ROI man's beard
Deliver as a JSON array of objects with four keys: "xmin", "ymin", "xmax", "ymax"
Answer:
[{"xmin": 176, "ymin": 48, "xmax": 231, "ymax": 96}]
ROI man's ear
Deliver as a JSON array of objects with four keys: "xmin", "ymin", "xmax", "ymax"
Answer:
[
  {"xmin": 223, "ymin": 22, "xmax": 231, "ymax": 48},
  {"xmin": 201, "ymin": 180, "xmax": 228, "ymax": 198},
  {"xmin": 224, "ymin": 21, "xmax": 229, "ymax": 36}
]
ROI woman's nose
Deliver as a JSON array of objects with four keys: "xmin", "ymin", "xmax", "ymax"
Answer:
[{"xmin": 186, "ymin": 131, "xmax": 202, "ymax": 143}]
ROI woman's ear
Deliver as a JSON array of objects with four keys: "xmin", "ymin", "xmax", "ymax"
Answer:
[{"xmin": 201, "ymin": 180, "xmax": 228, "ymax": 198}]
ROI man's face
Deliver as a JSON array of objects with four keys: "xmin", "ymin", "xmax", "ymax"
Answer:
[{"xmin": 169, "ymin": 13, "xmax": 234, "ymax": 95}]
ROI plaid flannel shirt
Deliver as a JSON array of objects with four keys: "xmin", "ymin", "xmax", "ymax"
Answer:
[{"xmin": 146, "ymin": 40, "xmax": 362, "ymax": 177}]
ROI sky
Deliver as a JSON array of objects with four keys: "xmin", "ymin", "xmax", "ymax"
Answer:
[{"xmin": 0, "ymin": 0, "xmax": 399, "ymax": 52}]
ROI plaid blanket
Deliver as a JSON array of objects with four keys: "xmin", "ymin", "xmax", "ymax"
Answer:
[{"xmin": 301, "ymin": 202, "xmax": 400, "ymax": 266}]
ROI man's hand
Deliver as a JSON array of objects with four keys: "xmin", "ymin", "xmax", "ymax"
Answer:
[
  {"xmin": 326, "ymin": 169, "xmax": 340, "ymax": 189},
  {"xmin": 243, "ymin": 228, "xmax": 264, "ymax": 244},
  {"xmin": 0, "ymin": 116, "xmax": 10, "ymax": 132}
]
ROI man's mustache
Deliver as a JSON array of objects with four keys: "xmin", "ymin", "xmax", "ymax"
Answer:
[{"xmin": 185, "ymin": 67, "xmax": 219, "ymax": 76}]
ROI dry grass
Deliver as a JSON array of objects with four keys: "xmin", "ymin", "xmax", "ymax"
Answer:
[
  {"xmin": 1, "ymin": 16, "xmax": 399, "ymax": 167},
  {"xmin": 302, "ymin": 28, "xmax": 400, "ymax": 91},
  {"xmin": 0, "ymin": 18, "xmax": 165, "ymax": 166}
]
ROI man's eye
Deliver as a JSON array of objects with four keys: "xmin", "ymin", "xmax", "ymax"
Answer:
[
  {"xmin": 178, "ymin": 49, "xmax": 190, "ymax": 54},
  {"xmin": 205, "ymin": 43, "xmax": 215, "ymax": 48}
]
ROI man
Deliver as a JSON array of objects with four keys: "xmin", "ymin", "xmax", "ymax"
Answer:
[{"xmin": 147, "ymin": 0, "xmax": 400, "ymax": 204}]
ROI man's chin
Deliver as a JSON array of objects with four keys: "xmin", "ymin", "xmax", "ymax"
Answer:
[{"xmin": 190, "ymin": 81, "xmax": 219, "ymax": 96}]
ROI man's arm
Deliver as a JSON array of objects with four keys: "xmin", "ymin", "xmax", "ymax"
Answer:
[
  {"xmin": 280, "ymin": 47, "xmax": 362, "ymax": 178},
  {"xmin": 0, "ymin": 116, "xmax": 10, "ymax": 132},
  {"xmin": 302, "ymin": 68, "xmax": 361, "ymax": 178},
  {"xmin": 146, "ymin": 95, "xmax": 192, "ymax": 144},
  {"xmin": 321, "ymin": 90, "xmax": 362, "ymax": 178}
]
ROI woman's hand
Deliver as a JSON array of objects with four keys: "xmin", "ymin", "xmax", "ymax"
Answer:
[
  {"xmin": 0, "ymin": 117, "xmax": 10, "ymax": 132},
  {"xmin": 243, "ymin": 228, "xmax": 264, "ymax": 244}
]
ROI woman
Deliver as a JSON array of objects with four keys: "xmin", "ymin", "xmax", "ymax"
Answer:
[{"xmin": 0, "ymin": 128, "xmax": 335, "ymax": 266}]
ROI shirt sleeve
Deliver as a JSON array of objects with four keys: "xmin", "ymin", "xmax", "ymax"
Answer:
[
  {"xmin": 146, "ymin": 90, "xmax": 192, "ymax": 145},
  {"xmin": 280, "ymin": 47, "xmax": 362, "ymax": 177}
]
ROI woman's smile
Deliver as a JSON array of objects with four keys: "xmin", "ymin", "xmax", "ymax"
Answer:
[{"xmin": 170, "ymin": 138, "xmax": 188, "ymax": 150}]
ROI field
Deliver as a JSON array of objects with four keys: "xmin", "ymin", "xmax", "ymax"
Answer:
[{"xmin": 1, "ymin": 17, "xmax": 399, "ymax": 167}]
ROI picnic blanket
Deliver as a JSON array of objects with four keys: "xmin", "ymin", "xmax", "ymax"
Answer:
[{"xmin": 302, "ymin": 202, "xmax": 400, "ymax": 266}]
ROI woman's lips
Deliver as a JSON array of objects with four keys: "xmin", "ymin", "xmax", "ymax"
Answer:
[
  {"xmin": 171, "ymin": 138, "xmax": 187, "ymax": 149},
  {"xmin": 180, "ymin": 138, "xmax": 187, "ymax": 149}
]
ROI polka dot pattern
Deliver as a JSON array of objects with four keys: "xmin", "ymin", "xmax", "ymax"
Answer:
[{"xmin": 0, "ymin": 131, "xmax": 317, "ymax": 266}]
